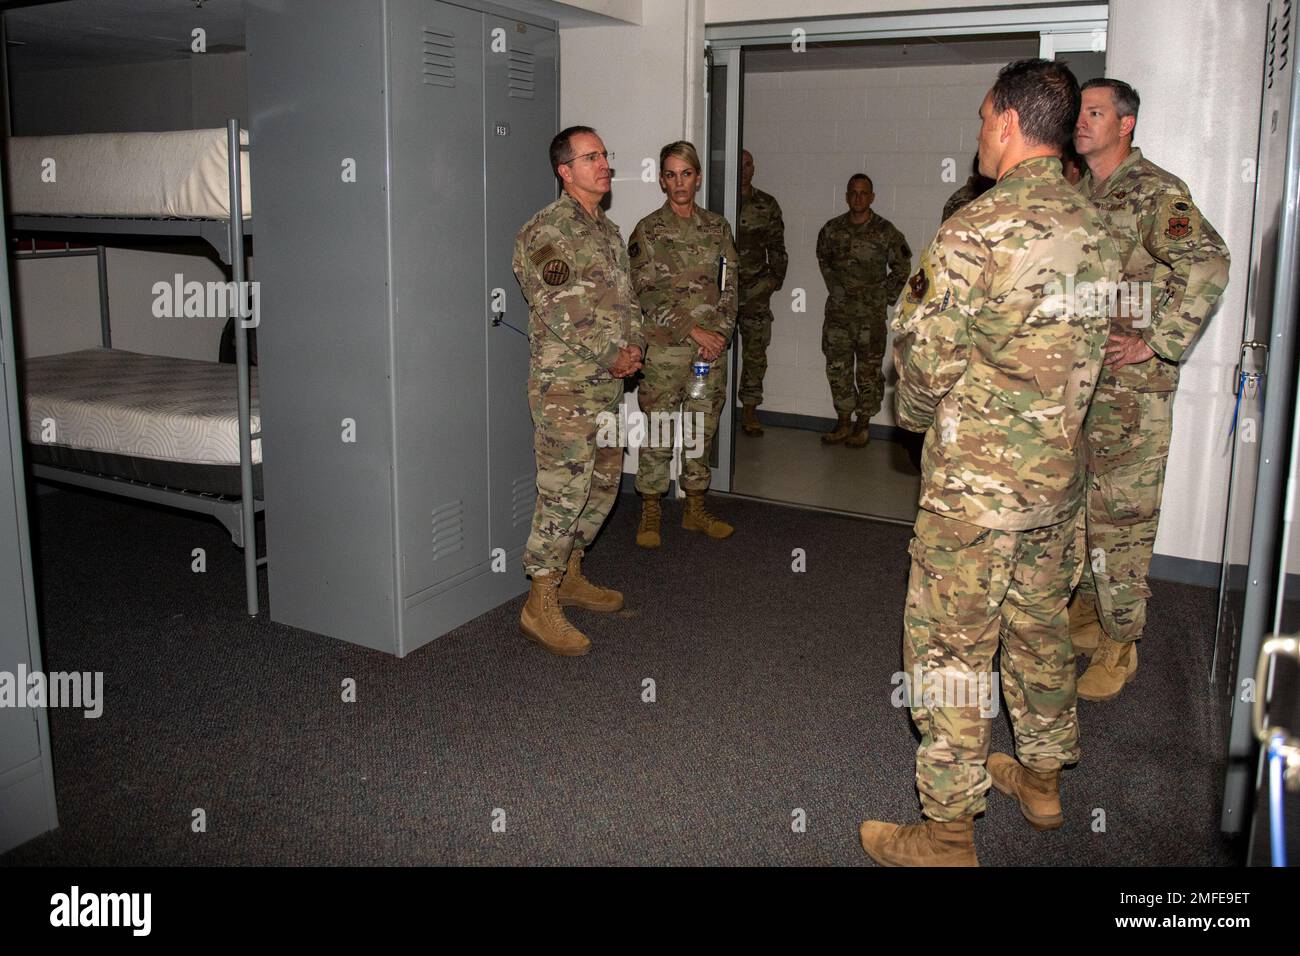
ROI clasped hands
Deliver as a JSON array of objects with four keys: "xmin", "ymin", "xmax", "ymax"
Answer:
[
  {"xmin": 689, "ymin": 326, "xmax": 727, "ymax": 362},
  {"xmin": 609, "ymin": 345, "xmax": 643, "ymax": 378},
  {"xmin": 609, "ymin": 327, "xmax": 726, "ymax": 378}
]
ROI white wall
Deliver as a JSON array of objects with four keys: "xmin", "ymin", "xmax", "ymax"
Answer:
[
  {"xmin": 12, "ymin": 248, "xmax": 231, "ymax": 361},
  {"xmin": 8, "ymin": 52, "xmax": 248, "ymax": 362},
  {"xmin": 1106, "ymin": 0, "xmax": 1265, "ymax": 567},
  {"xmin": 743, "ymin": 60, "xmax": 996, "ymax": 422}
]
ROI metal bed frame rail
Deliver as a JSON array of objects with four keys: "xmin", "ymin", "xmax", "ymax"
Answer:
[{"xmin": 12, "ymin": 120, "xmax": 263, "ymax": 615}]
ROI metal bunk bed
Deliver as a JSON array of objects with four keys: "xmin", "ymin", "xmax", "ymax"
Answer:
[{"xmin": 9, "ymin": 120, "xmax": 262, "ymax": 615}]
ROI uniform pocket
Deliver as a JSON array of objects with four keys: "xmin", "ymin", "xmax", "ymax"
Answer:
[
  {"xmin": 907, "ymin": 511, "xmax": 998, "ymax": 630},
  {"xmin": 910, "ymin": 508, "xmax": 991, "ymax": 556},
  {"xmin": 1092, "ymin": 456, "xmax": 1167, "ymax": 526}
]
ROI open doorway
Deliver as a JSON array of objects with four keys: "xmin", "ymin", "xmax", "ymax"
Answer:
[{"xmin": 724, "ymin": 33, "xmax": 1105, "ymax": 522}]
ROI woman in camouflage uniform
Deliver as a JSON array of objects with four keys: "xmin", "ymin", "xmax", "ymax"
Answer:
[{"xmin": 627, "ymin": 142, "xmax": 739, "ymax": 548}]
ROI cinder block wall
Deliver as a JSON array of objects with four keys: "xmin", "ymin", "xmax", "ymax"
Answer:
[{"xmin": 742, "ymin": 60, "xmax": 998, "ymax": 424}]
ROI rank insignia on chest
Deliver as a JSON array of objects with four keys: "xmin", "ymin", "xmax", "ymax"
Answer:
[
  {"xmin": 542, "ymin": 259, "xmax": 571, "ymax": 285},
  {"xmin": 628, "ymin": 241, "xmax": 641, "ymax": 259},
  {"xmin": 907, "ymin": 267, "xmax": 928, "ymax": 301},
  {"xmin": 1165, "ymin": 216, "xmax": 1191, "ymax": 240}
]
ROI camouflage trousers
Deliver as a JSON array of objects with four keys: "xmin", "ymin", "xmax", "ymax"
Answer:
[
  {"xmin": 524, "ymin": 373, "xmax": 624, "ymax": 576},
  {"xmin": 737, "ymin": 299, "xmax": 773, "ymax": 406},
  {"xmin": 821, "ymin": 309, "xmax": 886, "ymax": 419},
  {"xmin": 1074, "ymin": 385, "xmax": 1174, "ymax": 644},
  {"xmin": 634, "ymin": 344, "xmax": 726, "ymax": 495},
  {"xmin": 905, "ymin": 508, "xmax": 1084, "ymax": 821}
]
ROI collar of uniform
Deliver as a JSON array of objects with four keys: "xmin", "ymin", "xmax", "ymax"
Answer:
[
  {"xmin": 561, "ymin": 188, "xmax": 605, "ymax": 225},
  {"xmin": 998, "ymin": 155, "xmax": 1064, "ymax": 183},
  {"xmin": 1087, "ymin": 147, "xmax": 1144, "ymax": 199},
  {"xmin": 658, "ymin": 199, "xmax": 702, "ymax": 228}
]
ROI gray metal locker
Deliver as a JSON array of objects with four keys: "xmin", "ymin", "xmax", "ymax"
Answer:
[
  {"xmin": 0, "ymin": 167, "xmax": 58, "ymax": 852},
  {"xmin": 245, "ymin": 0, "xmax": 557, "ymax": 655}
]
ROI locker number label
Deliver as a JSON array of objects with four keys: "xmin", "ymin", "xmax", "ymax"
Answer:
[{"xmin": 495, "ymin": 124, "xmax": 510, "ymax": 137}]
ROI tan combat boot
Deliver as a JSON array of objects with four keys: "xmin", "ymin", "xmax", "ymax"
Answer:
[
  {"xmin": 636, "ymin": 494, "xmax": 662, "ymax": 549},
  {"xmin": 859, "ymin": 816, "xmax": 979, "ymax": 867},
  {"xmin": 558, "ymin": 548, "xmax": 624, "ymax": 612},
  {"xmin": 844, "ymin": 416, "xmax": 871, "ymax": 448},
  {"xmin": 1068, "ymin": 590, "xmax": 1104, "ymax": 656},
  {"xmin": 821, "ymin": 413, "xmax": 853, "ymax": 445},
  {"xmin": 520, "ymin": 570, "xmax": 590, "ymax": 656},
  {"xmin": 1077, "ymin": 636, "xmax": 1138, "ymax": 701},
  {"xmin": 988, "ymin": 753, "xmax": 1062, "ymax": 830},
  {"xmin": 682, "ymin": 489, "xmax": 733, "ymax": 539},
  {"xmin": 741, "ymin": 403, "xmax": 764, "ymax": 437}
]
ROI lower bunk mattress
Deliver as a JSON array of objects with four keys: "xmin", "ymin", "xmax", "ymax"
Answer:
[{"xmin": 22, "ymin": 347, "xmax": 262, "ymax": 499}]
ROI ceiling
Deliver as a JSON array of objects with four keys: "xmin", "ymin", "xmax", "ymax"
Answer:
[
  {"xmin": 4, "ymin": 0, "xmax": 245, "ymax": 71},
  {"xmin": 745, "ymin": 33, "xmax": 1042, "ymax": 72}
]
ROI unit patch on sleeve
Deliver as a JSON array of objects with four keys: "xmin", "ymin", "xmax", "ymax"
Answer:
[
  {"xmin": 542, "ymin": 259, "xmax": 571, "ymax": 286},
  {"xmin": 907, "ymin": 267, "xmax": 929, "ymax": 303}
]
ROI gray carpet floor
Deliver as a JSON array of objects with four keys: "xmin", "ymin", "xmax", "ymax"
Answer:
[{"xmin": 2, "ymin": 487, "xmax": 1243, "ymax": 866}]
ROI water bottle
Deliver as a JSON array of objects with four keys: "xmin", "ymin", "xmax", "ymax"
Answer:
[{"xmin": 687, "ymin": 359, "xmax": 710, "ymax": 400}]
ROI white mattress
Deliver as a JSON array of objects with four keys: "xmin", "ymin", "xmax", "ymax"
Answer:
[
  {"xmin": 6, "ymin": 128, "xmax": 251, "ymax": 219},
  {"xmin": 23, "ymin": 348, "xmax": 261, "ymax": 467}
]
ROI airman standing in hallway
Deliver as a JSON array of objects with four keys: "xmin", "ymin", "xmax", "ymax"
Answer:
[
  {"xmin": 736, "ymin": 149, "xmax": 788, "ymax": 437},
  {"xmin": 815, "ymin": 174, "xmax": 911, "ymax": 447},
  {"xmin": 1068, "ymin": 78, "xmax": 1230, "ymax": 700},
  {"xmin": 513, "ymin": 125, "xmax": 644, "ymax": 656},
  {"xmin": 860, "ymin": 59, "xmax": 1122, "ymax": 867},
  {"xmin": 628, "ymin": 141, "xmax": 738, "ymax": 547}
]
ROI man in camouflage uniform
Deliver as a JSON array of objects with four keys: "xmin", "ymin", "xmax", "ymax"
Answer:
[
  {"xmin": 1069, "ymin": 78, "xmax": 1230, "ymax": 700},
  {"xmin": 629, "ymin": 141, "xmax": 738, "ymax": 547},
  {"xmin": 736, "ymin": 150, "xmax": 788, "ymax": 437},
  {"xmin": 512, "ymin": 126, "xmax": 644, "ymax": 657},
  {"xmin": 860, "ymin": 59, "xmax": 1122, "ymax": 867},
  {"xmin": 815, "ymin": 174, "xmax": 911, "ymax": 447}
]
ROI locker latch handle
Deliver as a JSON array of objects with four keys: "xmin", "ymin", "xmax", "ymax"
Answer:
[{"xmin": 1233, "ymin": 340, "xmax": 1270, "ymax": 396}]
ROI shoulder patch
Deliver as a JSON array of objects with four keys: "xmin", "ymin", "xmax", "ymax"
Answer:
[
  {"xmin": 541, "ymin": 259, "xmax": 571, "ymax": 286},
  {"xmin": 529, "ymin": 243, "xmax": 556, "ymax": 267},
  {"xmin": 906, "ymin": 267, "xmax": 928, "ymax": 302}
]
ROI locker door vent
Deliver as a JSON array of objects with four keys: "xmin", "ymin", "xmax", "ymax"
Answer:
[
  {"xmin": 507, "ymin": 49, "xmax": 536, "ymax": 100},
  {"xmin": 511, "ymin": 473, "xmax": 535, "ymax": 529},
  {"xmin": 431, "ymin": 500, "xmax": 465, "ymax": 560},
  {"xmin": 422, "ymin": 28, "xmax": 456, "ymax": 88},
  {"xmin": 1268, "ymin": 15, "xmax": 1276, "ymax": 88},
  {"xmin": 1282, "ymin": 0, "xmax": 1292, "ymax": 74}
]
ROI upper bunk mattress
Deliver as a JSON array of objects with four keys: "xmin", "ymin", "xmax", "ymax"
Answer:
[
  {"xmin": 5, "ymin": 128, "xmax": 252, "ymax": 219},
  {"xmin": 22, "ymin": 348, "xmax": 261, "ymax": 467}
]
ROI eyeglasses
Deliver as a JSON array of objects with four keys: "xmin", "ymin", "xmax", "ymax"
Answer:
[{"xmin": 562, "ymin": 150, "xmax": 614, "ymax": 166}]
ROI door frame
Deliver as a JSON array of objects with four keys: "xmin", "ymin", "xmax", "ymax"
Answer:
[{"xmin": 703, "ymin": 4, "xmax": 1109, "ymax": 494}]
